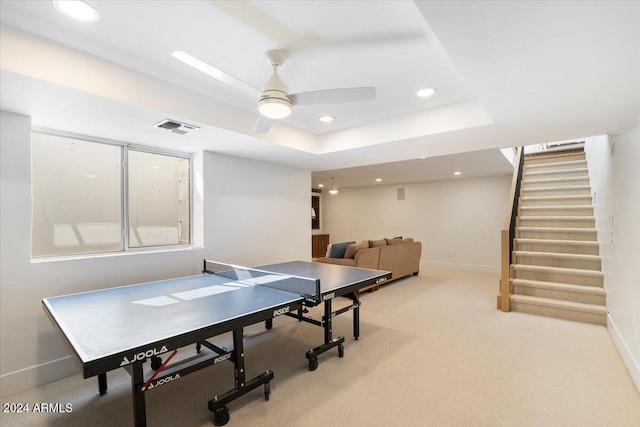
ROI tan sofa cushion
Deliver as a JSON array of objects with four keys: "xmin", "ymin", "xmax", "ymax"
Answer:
[
  {"xmin": 369, "ymin": 239, "xmax": 387, "ymax": 248},
  {"xmin": 344, "ymin": 241, "xmax": 368, "ymax": 259},
  {"xmin": 385, "ymin": 237, "xmax": 403, "ymax": 245}
]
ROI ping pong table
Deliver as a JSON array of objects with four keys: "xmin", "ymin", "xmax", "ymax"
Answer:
[{"xmin": 42, "ymin": 260, "xmax": 390, "ymax": 426}]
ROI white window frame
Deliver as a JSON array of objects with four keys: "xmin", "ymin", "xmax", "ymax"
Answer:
[{"xmin": 31, "ymin": 129, "xmax": 193, "ymax": 259}]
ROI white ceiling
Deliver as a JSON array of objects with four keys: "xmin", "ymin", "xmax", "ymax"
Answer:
[{"xmin": 1, "ymin": 1, "xmax": 638, "ymax": 188}]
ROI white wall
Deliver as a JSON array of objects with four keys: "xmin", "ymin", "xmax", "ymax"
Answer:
[
  {"xmin": 584, "ymin": 122, "xmax": 640, "ymax": 391},
  {"xmin": 322, "ymin": 175, "xmax": 511, "ymax": 273},
  {"xmin": 202, "ymin": 151, "xmax": 311, "ymax": 266},
  {"xmin": 0, "ymin": 111, "xmax": 311, "ymax": 397}
]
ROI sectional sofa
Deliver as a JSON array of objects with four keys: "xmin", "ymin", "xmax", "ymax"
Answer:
[{"xmin": 315, "ymin": 238, "xmax": 422, "ymax": 291}]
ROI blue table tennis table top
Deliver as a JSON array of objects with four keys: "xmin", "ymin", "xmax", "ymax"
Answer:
[{"xmin": 43, "ymin": 260, "xmax": 388, "ymax": 371}]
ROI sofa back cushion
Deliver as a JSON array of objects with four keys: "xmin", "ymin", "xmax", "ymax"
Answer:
[
  {"xmin": 344, "ymin": 241, "xmax": 368, "ymax": 259},
  {"xmin": 385, "ymin": 237, "xmax": 404, "ymax": 245},
  {"xmin": 369, "ymin": 239, "xmax": 387, "ymax": 248}
]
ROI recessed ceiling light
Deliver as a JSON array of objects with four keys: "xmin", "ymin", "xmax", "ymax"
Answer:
[
  {"xmin": 417, "ymin": 87, "xmax": 437, "ymax": 98},
  {"xmin": 319, "ymin": 115, "xmax": 335, "ymax": 123},
  {"xmin": 454, "ymin": 171, "xmax": 462, "ymax": 176},
  {"xmin": 318, "ymin": 184, "xmax": 324, "ymax": 188},
  {"xmin": 375, "ymin": 178, "xmax": 382, "ymax": 182},
  {"xmin": 52, "ymin": 1, "xmax": 101, "ymax": 23}
]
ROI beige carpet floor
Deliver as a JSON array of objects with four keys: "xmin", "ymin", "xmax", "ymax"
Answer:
[{"xmin": 1, "ymin": 268, "xmax": 639, "ymax": 426}]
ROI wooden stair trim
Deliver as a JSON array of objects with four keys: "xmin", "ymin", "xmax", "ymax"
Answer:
[
  {"xmin": 517, "ymin": 226, "xmax": 596, "ymax": 233},
  {"xmin": 525, "ymin": 159, "xmax": 587, "ymax": 168},
  {"xmin": 510, "ymin": 294, "xmax": 607, "ymax": 315},
  {"xmin": 518, "ymin": 215, "xmax": 594, "ymax": 220},
  {"xmin": 521, "ymin": 185, "xmax": 591, "ymax": 192},
  {"xmin": 525, "ymin": 167, "xmax": 588, "ymax": 176},
  {"xmin": 523, "ymin": 176, "xmax": 590, "ymax": 184},
  {"xmin": 515, "ymin": 238, "xmax": 599, "ymax": 247},
  {"xmin": 513, "ymin": 264, "xmax": 604, "ymax": 278},
  {"xmin": 513, "ymin": 251, "xmax": 601, "ymax": 262},
  {"xmin": 511, "ymin": 278, "xmax": 605, "ymax": 295},
  {"xmin": 520, "ymin": 195, "xmax": 591, "ymax": 201}
]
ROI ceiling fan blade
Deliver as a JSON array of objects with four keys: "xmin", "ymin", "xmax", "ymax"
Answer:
[
  {"xmin": 290, "ymin": 87, "xmax": 375, "ymax": 106},
  {"xmin": 254, "ymin": 115, "xmax": 273, "ymax": 134},
  {"xmin": 172, "ymin": 50, "xmax": 263, "ymax": 99}
]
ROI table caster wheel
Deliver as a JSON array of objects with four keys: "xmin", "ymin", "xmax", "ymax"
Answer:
[
  {"xmin": 338, "ymin": 344, "xmax": 344, "ymax": 358},
  {"xmin": 308, "ymin": 357, "xmax": 318, "ymax": 371},
  {"xmin": 213, "ymin": 406, "xmax": 230, "ymax": 426},
  {"xmin": 150, "ymin": 356, "xmax": 162, "ymax": 370},
  {"xmin": 265, "ymin": 319, "xmax": 273, "ymax": 330}
]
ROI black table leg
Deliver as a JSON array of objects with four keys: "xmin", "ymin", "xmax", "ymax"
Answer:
[{"xmin": 131, "ymin": 361, "xmax": 147, "ymax": 427}]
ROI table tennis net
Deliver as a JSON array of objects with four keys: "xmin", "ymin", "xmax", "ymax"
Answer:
[{"xmin": 204, "ymin": 260, "xmax": 320, "ymax": 302}]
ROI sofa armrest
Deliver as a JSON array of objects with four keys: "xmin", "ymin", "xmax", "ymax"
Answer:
[{"xmin": 354, "ymin": 247, "xmax": 380, "ymax": 270}]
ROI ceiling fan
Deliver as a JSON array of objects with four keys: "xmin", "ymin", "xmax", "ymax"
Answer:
[{"xmin": 172, "ymin": 49, "xmax": 376, "ymax": 134}]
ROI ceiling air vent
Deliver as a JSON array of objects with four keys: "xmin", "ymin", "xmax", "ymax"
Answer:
[{"xmin": 154, "ymin": 119, "xmax": 199, "ymax": 135}]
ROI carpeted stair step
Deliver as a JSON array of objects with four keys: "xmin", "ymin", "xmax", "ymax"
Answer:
[
  {"xmin": 515, "ymin": 238, "xmax": 599, "ymax": 255},
  {"xmin": 517, "ymin": 227, "xmax": 597, "ymax": 241},
  {"xmin": 520, "ymin": 195, "xmax": 592, "ymax": 207},
  {"xmin": 513, "ymin": 264, "xmax": 603, "ymax": 287},
  {"xmin": 519, "ymin": 205, "xmax": 593, "ymax": 216},
  {"xmin": 518, "ymin": 216, "xmax": 595, "ymax": 228},
  {"xmin": 524, "ymin": 167, "xmax": 589, "ymax": 180},
  {"xmin": 511, "ymin": 278, "xmax": 606, "ymax": 305},
  {"xmin": 522, "ymin": 176, "xmax": 590, "ymax": 188},
  {"xmin": 524, "ymin": 159, "xmax": 587, "ymax": 173},
  {"xmin": 513, "ymin": 251, "xmax": 601, "ymax": 271},
  {"xmin": 510, "ymin": 294, "xmax": 607, "ymax": 325},
  {"xmin": 521, "ymin": 185, "xmax": 591, "ymax": 197}
]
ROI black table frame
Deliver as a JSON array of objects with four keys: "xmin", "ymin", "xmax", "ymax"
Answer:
[{"xmin": 42, "ymin": 261, "xmax": 391, "ymax": 426}]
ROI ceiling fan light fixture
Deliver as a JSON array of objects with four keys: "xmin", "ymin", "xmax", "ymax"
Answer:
[
  {"xmin": 329, "ymin": 178, "xmax": 339, "ymax": 195},
  {"xmin": 258, "ymin": 96, "xmax": 292, "ymax": 119},
  {"xmin": 52, "ymin": 0, "xmax": 100, "ymax": 22}
]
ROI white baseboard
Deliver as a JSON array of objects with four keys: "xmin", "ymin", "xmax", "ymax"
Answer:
[
  {"xmin": 421, "ymin": 259, "xmax": 500, "ymax": 274},
  {"xmin": 608, "ymin": 314, "xmax": 640, "ymax": 394},
  {"xmin": 0, "ymin": 356, "xmax": 78, "ymax": 398}
]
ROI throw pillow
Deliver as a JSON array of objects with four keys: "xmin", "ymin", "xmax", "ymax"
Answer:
[
  {"xmin": 369, "ymin": 239, "xmax": 387, "ymax": 248},
  {"xmin": 344, "ymin": 241, "xmax": 368, "ymax": 259},
  {"xmin": 402, "ymin": 237, "xmax": 414, "ymax": 243},
  {"xmin": 329, "ymin": 241, "xmax": 356, "ymax": 258}
]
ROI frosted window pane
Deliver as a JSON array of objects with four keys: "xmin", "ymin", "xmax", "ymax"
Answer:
[
  {"xmin": 128, "ymin": 151, "xmax": 190, "ymax": 247},
  {"xmin": 32, "ymin": 133, "xmax": 123, "ymax": 257}
]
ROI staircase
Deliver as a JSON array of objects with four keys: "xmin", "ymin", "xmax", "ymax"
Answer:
[{"xmin": 509, "ymin": 147, "xmax": 607, "ymax": 325}]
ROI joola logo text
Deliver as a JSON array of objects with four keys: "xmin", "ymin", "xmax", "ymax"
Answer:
[
  {"xmin": 121, "ymin": 346, "xmax": 168, "ymax": 366},
  {"xmin": 322, "ymin": 292, "xmax": 335, "ymax": 301},
  {"xmin": 376, "ymin": 277, "xmax": 388, "ymax": 284},
  {"xmin": 214, "ymin": 353, "xmax": 232, "ymax": 364},
  {"xmin": 144, "ymin": 373, "xmax": 180, "ymax": 390},
  {"xmin": 273, "ymin": 306, "xmax": 290, "ymax": 317}
]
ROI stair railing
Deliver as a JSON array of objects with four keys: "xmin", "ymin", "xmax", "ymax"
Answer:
[{"xmin": 498, "ymin": 146, "xmax": 524, "ymax": 311}]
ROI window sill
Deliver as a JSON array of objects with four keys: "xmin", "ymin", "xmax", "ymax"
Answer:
[{"xmin": 31, "ymin": 245, "xmax": 202, "ymax": 264}]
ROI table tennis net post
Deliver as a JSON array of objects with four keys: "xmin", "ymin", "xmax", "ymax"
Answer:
[{"xmin": 203, "ymin": 260, "xmax": 321, "ymax": 302}]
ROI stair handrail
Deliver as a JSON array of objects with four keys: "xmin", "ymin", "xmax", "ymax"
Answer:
[{"xmin": 498, "ymin": 146, "xmax": 524, "ymax": 311}]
